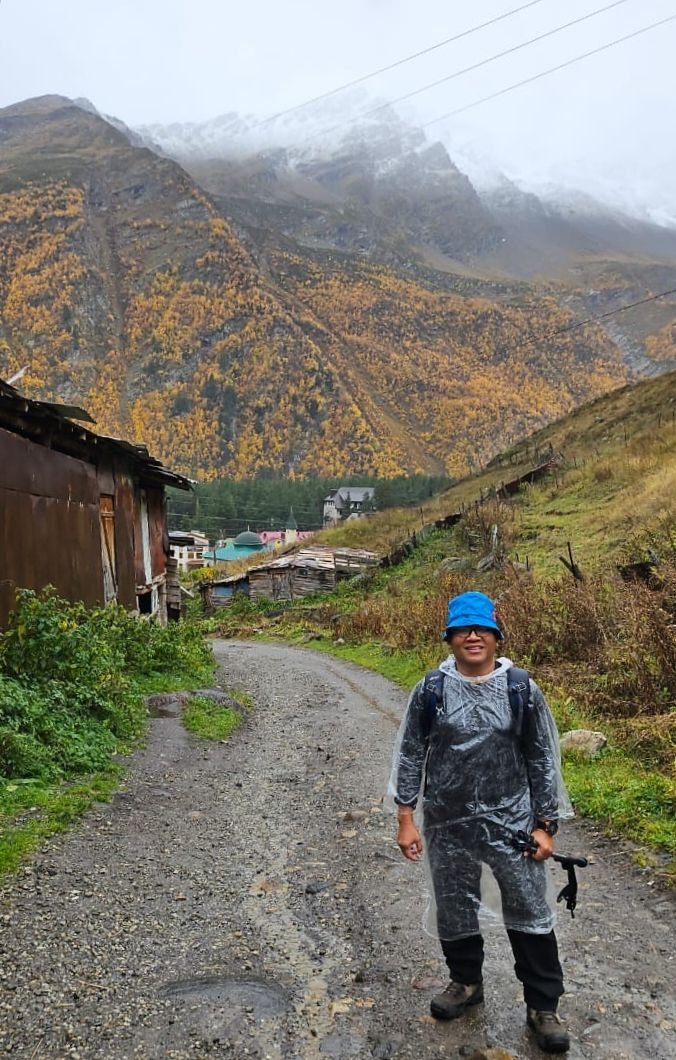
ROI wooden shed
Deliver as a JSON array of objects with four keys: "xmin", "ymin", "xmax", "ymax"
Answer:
[
  {"xmin": 248, "ymin": 547, "xmax": 380, "ymax": 602},
  {"xmin": 199, "ymin": 573, "xmax": 251, "ymax": 611},
  {"xmin": 0, "ymin": 378, "xmax": 191, "ymax": 628}
]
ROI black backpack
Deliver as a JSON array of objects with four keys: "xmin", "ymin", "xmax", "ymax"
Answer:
[{"xmin": 422, "ymin": 666, "xmax": 531, "ymax": 745}]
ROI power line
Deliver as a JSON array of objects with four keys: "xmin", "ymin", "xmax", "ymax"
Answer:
[
  {"xmin": 304, "ymin": 0, "xmax": 634, "ymax": 145},
  {"xmin": 168, "ymin": 503, "xmax": 330, "ymax": 516},
  {"xmin": 167, "ymin": 515, "xmax": 324, "ymax": 526},
  {"xmin": 167, "ymin": 517, "xmax": 325, "ymax": 528},
  {"xmin": 423, "ymin": 12, "xmax": 676, "ymax": 127},
  {"xmin": 253, "ymin": 0, "xmax": 551, "ymax": 129},
  {"xmin": 490, "ymin": 285, "xmax": 676, "ymax": 368},
  {"xmin": 166, "ymin": 507, "xmax": 328, "ymax": 520},
  {"xmin": 557, "ymin": 287, "xmax": 676, "ymax": 335}
]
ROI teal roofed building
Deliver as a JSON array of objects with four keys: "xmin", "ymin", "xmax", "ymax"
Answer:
[
  {"xmin": 203, "ymin": 530, "xmax": 270, "ymax": 566},
  {"xmin": 233, "ymin": 531, "xmax": 265, "ymax": 549}
]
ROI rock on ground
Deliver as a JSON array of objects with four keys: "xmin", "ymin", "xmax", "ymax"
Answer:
[
  {"xmin": 560, "ymin": 730, "xmax": 608, "ymax": 757},
  {"xmin": 0, "ymin": 640, "xmax": 674, "ymax": 1059}
]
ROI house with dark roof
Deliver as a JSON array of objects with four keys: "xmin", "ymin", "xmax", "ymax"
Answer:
[
  {"xmin": 0, "ymin": 377, "xmax": 191, "ymax": 627},
  {"xmin": 323, "ymin": 486, "xmax": 376, "ymax": 526}
]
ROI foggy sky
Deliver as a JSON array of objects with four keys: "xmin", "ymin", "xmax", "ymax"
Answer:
[{"xmin": 1, "ymin": 0, "xmax": 675, "ymax": 218}]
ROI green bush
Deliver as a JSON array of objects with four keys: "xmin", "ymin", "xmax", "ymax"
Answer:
[{"xmin": 0, "ymin": 589, "xmax": 214, "ymax": 781}]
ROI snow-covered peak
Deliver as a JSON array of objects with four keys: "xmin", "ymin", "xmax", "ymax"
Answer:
[
  {"xmin": 131, "ymin": 98, "xmax": 676, "ymax": 233},
  {"xmin": 136, "ymin": 92, "xmax": 424, "ymax": 163}
]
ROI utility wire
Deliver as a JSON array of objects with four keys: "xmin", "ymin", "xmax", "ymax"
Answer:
[
  {"xmin": 166, "ymin": 505, "xmax": 334, "ymax": 518},
  {"xmin": 423, "ymin": 12, "xmax": 676, "ymax": 127},
  {"xmin": 486, "ymin": 286, "xmax": 676, "ymax": 365},
  {"xmin": 253, "ymin": 0, "xmax": 551, "ymax": 128},
  {"xmin": 297, "ymin": 0, "xmax": 634, "ymax": 145},
  {"xmin": 167, "ymin": 509, "xmax": 337, "ymax": 519},
  {"xmin": 167, "ymin": 514, "xmax": 325, "ymax": 525},
  {"xmin": 557, "ymin": 287, "xmax": 676, "ymax": 334}
]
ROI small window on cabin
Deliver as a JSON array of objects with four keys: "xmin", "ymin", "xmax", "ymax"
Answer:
[{"xmin": 137, "ymin": 591, "xmax": 153, "ymax": 615}]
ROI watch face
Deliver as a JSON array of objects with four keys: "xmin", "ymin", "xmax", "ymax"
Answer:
[{"xmin": 537, "ymin": 820, "xmax": 558, "ymax": 836}]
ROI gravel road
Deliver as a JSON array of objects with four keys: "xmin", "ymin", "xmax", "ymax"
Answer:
[{"xmin": 0, "ymin": 639, "xmax": 674, "ymax": 1060}]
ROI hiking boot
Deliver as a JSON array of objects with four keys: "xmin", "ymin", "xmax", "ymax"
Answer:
[
  {"xmin": 527, "ymin": 1009, "xmax": 570, "ymax": 1053},
  {"xmin": 430, "ymin": 980, "xmax": 484, "ymax": 1020}
]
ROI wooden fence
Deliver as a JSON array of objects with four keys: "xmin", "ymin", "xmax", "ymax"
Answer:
[{"xmin": 379, "ymin": 459, "xmax": 557, "ymax": 571}]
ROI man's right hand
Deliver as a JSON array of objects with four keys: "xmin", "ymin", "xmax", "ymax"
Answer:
[{"xmin": 397, "ymin": 815, "xmax": 424, "ymax": 861}]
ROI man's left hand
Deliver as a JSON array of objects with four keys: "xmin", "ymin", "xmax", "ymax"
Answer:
[{"xmin": 528, "ymin": 828, "xmax": 555, "ymax": 860}]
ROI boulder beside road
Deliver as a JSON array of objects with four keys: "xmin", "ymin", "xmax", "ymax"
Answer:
[{"xmin": 560, "ymin": 728, "xmax": 608, "ymax": 757}]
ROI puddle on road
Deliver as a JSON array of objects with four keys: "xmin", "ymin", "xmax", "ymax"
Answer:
[
  {"xmin": 147, "ymin": 697, "xmax": 183, "ymax": 719},
  {"xmin": 159, "ymin": 975, "xmax": 290, "ymax": 1018}
]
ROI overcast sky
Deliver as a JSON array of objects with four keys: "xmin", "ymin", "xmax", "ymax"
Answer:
[{"xmin": 1, "ymin": 0, "xmax": 675, "ymax": 218}]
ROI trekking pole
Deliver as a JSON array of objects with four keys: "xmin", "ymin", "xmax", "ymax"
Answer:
[{"xmin": 511, "ymin": 829, "xmax": 588, "ymax": 918}]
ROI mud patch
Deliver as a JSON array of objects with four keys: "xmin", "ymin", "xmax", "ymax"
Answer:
[
  {"xmin": 159, "ymin": 975, "xmax": 290, "ymax": 1018},
  {"xmin": 148, "ymin": 700, "xmax": 183, "ymax": 719},
  {"xmin": 147, "ymin": 689, "xmax": 241, "ymax": 718},
  {"xmin": 146, "ymin": 693, "xmax": 186, "ymax": 718}
]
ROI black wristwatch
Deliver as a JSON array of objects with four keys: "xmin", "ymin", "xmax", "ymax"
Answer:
[{"xmin": 535, "ymin": 818, "xmax": 559, "ymax": 837}]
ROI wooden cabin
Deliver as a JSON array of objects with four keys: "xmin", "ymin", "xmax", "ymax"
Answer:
[
  {"xmin": 198, "ymin": 573, "xmax": 251, "ymax": 611},
  {"xmin": 0, "ymin": 378, "xmax": 191, "ymax": 628},
  {"xmin": 248, "ymin": 547, "xmax": 380, "ymax": 602}
]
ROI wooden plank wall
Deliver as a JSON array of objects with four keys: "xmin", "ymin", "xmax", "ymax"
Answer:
[{"xmin": 0, "ymin": 426, "xmax": 103, "ymax": 627}]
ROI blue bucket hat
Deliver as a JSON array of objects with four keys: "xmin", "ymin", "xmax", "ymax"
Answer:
[{"xmin": 443, "ymin": 591, "xmax": 503, "ymax": 639}]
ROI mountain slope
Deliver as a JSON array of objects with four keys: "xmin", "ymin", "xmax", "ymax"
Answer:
[
  {"xmin": 149, "ymin": 106, "xmax": 676, "ymax": 374},
  {"xmin": 0, "ymin": 95, "xmax": 641, "ymax": 479},
  {"xmin": 0, "ymin": 98, "xmax": 366, "ymax": 476}
]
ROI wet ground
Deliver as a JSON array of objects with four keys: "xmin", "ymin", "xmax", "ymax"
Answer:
[{"xmin": 0, "ymin": 639, "xmax": 674, "ymax": 1059}]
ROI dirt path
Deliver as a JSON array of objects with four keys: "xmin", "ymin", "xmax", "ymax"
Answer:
[{"xmin": 0, "ymin": 640, "xmax": 674, "ymax": 1060}]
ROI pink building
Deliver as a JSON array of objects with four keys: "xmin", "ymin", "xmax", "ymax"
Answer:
[{"xmin": 257, "ymin": 529, "xmax": 314, "ymax": 548}]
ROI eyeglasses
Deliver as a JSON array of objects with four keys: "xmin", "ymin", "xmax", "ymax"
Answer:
[{"xmin": 450, "ymin": 626, "xmax": 495, "ymax": 639}]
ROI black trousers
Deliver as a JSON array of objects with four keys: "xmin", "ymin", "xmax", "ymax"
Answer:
[{"xmin": 441, "ymin": 930, "xmax": 564, "ymax": 1012}]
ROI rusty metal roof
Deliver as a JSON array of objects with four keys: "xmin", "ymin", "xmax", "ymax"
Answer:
[
  {"xmin": 35, "ymin": 400, "xmax": 96, "ymax": 423},
  {"xmin": 251, "ymin": 545, "xmax": 380, "ymax": 573},
  {"xmin": 202, "ymin": 572, "xmax": 251, "ymax": 588},
  {"xmin": 0, "ymin": 378, "xmax": 192, "ymax": 490}
]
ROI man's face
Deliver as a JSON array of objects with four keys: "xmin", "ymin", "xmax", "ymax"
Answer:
[{"xmin": 449, "ymin": 626, "xmax": 499, "ymax": 672}]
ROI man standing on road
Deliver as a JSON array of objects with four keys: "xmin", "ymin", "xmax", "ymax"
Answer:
[{"xmin": 389, "ymin": 590, "xmax": 571, "ymax": 1054}]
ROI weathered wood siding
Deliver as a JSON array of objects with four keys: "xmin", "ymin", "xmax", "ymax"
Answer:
[
  {"xmin": 147, "ymin": 487, "xmax": 168, "ymax": 580},
  {"xmin": 0, "ymin": 426, "xmax": 104, "ymax": 626},
  {"xmin": 248, "ymin": 566, "xmax": 335, "ymax": 602},
  {"xmin": 112, "ymin": 471, "xmax": 139, "ymax": 610}
]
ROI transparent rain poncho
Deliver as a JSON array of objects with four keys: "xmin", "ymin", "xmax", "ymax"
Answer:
[{"xmin": 387, "ymin": 656, "xmax": 573, "ymax": 941}]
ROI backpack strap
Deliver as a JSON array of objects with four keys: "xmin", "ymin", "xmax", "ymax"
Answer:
[
  {"xmin": 422, "ymin": 668, "xmax": 446, "ymax": 735},
  {"xmin": 507, "ymin": 666, "xmax": 531, "ymax": 746},
  {"xmin": 422, "ymin": 665, "xmax": 531, "ymax": 745}
]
